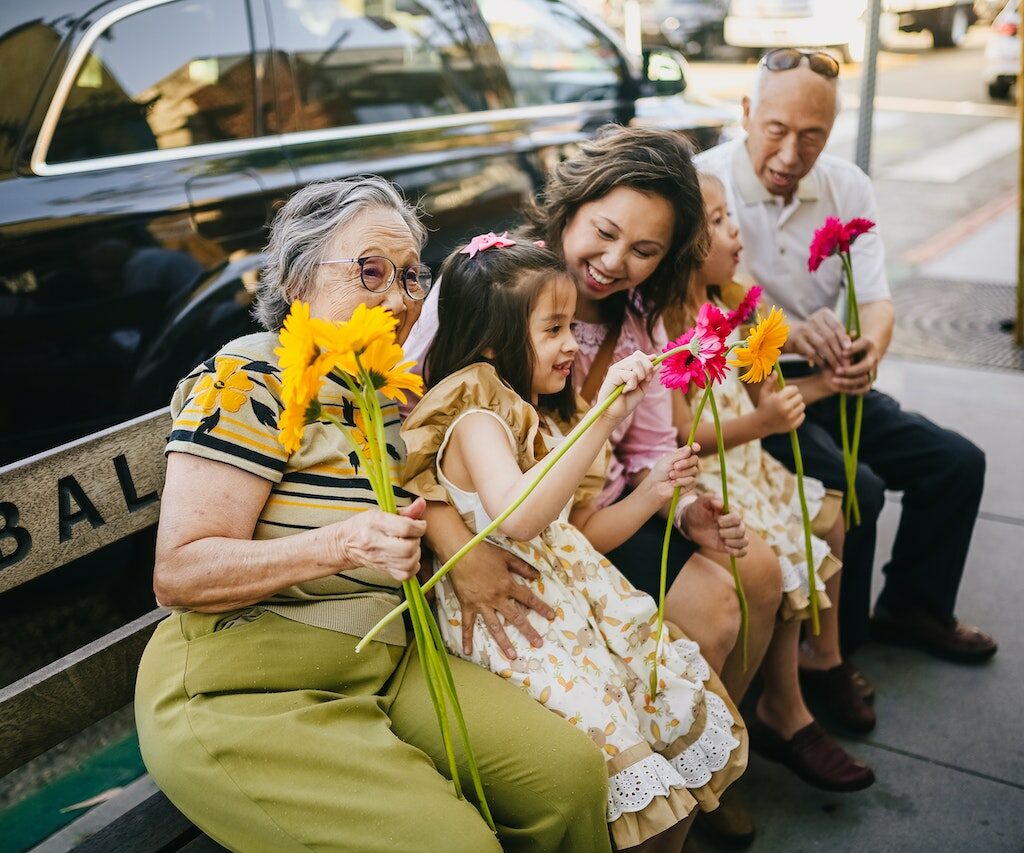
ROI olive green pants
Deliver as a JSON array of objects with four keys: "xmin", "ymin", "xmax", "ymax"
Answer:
[{"xmin": 135, "ymin": 609, "xmax": 611, "ymax": 853}]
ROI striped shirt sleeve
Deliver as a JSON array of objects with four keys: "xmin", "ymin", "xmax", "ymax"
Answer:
[{"xmin": 166, "ymin": 348, "xmax": 288, "ymax": 482}]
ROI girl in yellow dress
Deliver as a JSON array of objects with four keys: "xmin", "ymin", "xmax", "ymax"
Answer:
[{"xmin": 403, "ymin": 235, "xmax": 747, "ymax": 851}]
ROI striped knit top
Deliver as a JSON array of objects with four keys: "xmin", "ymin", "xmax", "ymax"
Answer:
[{"xmin": 166, "ymin": 332, "xmax": 411, "ymax": 645}]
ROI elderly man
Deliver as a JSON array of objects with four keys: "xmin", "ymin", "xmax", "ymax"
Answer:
[{"xmin": 696, "ymin": 50, "xmax": 996, "ymax": 679}]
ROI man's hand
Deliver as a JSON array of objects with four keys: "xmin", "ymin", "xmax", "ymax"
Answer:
[
  {"xmin": 680, "ymin": 495, "xmax": 749, "ymax": 557},
  {"xmin": 832, "ymin": 335, "xmax": 879, "ymax": 396},
  {"xmin": 446, "ymin": 541, "xmax": 555, "ymax": 659},
  {"xmin": 787, "ymin": 308, "xmax": 852, "ymax": 369}
]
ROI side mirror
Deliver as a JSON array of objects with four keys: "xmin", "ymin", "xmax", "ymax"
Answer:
[{"xmin": 641, "ymin": 46, "xmax": 688, "ymax": 97}]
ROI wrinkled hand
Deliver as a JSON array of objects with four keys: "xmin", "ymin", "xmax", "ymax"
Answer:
[
  {"xmin": 446, "ymin": 540, "xmax": 555, "ymax": 659},
  {"xmin": 335, "ymin": 497, "xmax": 427, "ymax": 582},
  {"xmin": 755, "ymin": 376, "xmax": 806, "ymax": 435},
  {"xmin": 787, "ymin": 308, "xmax": 851, "ymax": 369},
  {"xmin": 597, "ymin": 350, "xmax": 654, "ymax": 422},
  {"xmin": 832, "ymin": 335, "xmax": 879, "ymax": 396},
  {"xmin": 680, "ymin": 495, "xmax": 749, "ymax": 557},
  {"xmin": 642, "ymin": 445, "xmax": 701, "ymax": 505}
]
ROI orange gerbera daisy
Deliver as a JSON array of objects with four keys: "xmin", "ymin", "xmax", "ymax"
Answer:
[{"xmin": 729, "ymin": 306, "xmax": 789, "ymax": 384}]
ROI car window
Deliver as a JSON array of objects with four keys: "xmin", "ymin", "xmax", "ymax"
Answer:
[
  {"xmin": 46, "ymin": 0, "xmax": 256, "ymax": 164},
  {"xmin": 266, "ymin": 0, "xmax": 489, "ymax": 131},
  {"xmin": 475, "ymin": 0, "xmax": 624, "ymax": 107}
]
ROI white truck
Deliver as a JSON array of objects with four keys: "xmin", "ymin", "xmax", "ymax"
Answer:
[{"xmin": 724, "ymin": 0, "xmax": 978, "ymax": 62}]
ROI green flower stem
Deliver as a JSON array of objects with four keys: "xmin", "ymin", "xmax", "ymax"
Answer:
[
  {"xmin": 332, "ymin": 366, "xmax": 494, "ymax": 829},
  {"xmin": 651, "ymin": 383, "xmax": 712, "ymax": 698},
  {"xmin": 421, "ymin": 592, "xmax": 497, "ymax": 831},
  {"xmin": 775, "ymin": 367, "xmax": 820, "ymax": 634},
  {"xmin": 849, "ymin": 397, "xmax": 863, "ymax": 528},
  {"xmin": 355, "ymin": 343, "xmax": 695, "ymax": 651},
  {"xmin": 840, "ymin": 253, "xmax": 864, "ymax": 529},
  {"xmin": 707, "ymin": 388, "xmax": 749, "ymax": 670},
  {"xmin": 405, "ymin": 580, "xmax": 463, "ymax": 800}
]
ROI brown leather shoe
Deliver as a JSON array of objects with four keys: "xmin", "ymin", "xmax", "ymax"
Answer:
[
  {"xmin": 849, "ymin": 666, "xmax": 876, "ymax": 704},
  {"xmin": 870, "ymin": 609, "xmax": 998, "ymax": 663},
  {"xmin": 800, "ymin": 662, "xmax": 877, "ymax": 733},
  {"xmin": 694, "ymin": 787, "xmax": 755, "ymax": 849},
  {"xmin": 749, "ymin": 718, "xmax": 875, "ymax": 792}
]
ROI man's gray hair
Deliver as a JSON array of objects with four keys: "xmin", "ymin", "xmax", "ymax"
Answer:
[
  {"xmin": 748, "ymin": 62, "xmax": 843, "ymax": 118},
  {"xmin": 254, "ymin": 176, "xmax": 428, "ymax": 330}
]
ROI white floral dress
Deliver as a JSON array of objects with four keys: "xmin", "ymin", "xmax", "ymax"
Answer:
[
  {"xmin": 673, "ymin": 298, "xmax": 843, "ymax": 621},
  {"xmin": 403, "ymin": 364, "xmax": 747, "ymax": 849}
]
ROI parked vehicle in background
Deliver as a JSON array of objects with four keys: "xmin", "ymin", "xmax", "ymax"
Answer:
[
  {"xmin": 640, "ymin": 0, "xmax": 729, "ymax": 58},
  {"xmin": 724, "ymin": 0, "xmax": 978, "ymax": 62},
  {"xmin": 725, "ymin": 0, "xmax": 873, "ymax": 62},
  {"xmin": 984, "ymin": 0, "xmax": 1019, "ymax": 98},
  {"xmin": 975, "ymin": 0, "xmax": 1008, "ymax": 22},
  {"xmin": 891, "ymin": 0, "xmax": 978, "ymax": 46},
  {"xmin": 0, "ymin": 0, "xmax": 732, "ymax": 468}
]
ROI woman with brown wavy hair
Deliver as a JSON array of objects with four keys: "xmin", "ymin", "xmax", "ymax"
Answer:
[{"xmin": 406, "ymin": 125, "xmax": 782, "ymax": 758}]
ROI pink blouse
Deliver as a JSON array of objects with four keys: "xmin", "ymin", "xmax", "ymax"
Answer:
[{"xmin": 571, "ymin": 313, "xmax": 680, "ymax": 508}]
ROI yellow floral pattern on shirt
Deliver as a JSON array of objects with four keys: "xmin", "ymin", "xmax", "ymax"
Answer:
[{"xmin": 193, "ymin": 357, "xmax": 254, "ymax": 413}]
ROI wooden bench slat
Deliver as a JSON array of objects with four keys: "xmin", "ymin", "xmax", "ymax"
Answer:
[
  {"xmin": 0, "ymin": 408, "xmax": 171, "ymax": 592},
  {"xmin": 69, "ymin": 788, "xmax": 201, "ymax": 853},
  {"xmin": 177, "ymin": 833, "xmax": 230, "ymax": 852},
  {"xmin": 0, "ymin": 608, "xmax": 166, "ymax": 775}
]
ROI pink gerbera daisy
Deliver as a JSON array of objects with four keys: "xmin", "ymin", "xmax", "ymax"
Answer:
[
  {"xmin": 726, "ymin": 284, "xmax": 762, "ymax": 331},
  {"xmin": 661, "ymin": 303, "xmax": 729, "ymax": 393},
  {"xmin": 808, "ymin": 216, "xmax": 847, "ymax": 272},
  {"xmin": 844, "ymin": 217, "xmax": 875, "ymax": 245}
]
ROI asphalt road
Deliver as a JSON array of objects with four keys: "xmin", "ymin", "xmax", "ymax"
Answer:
[{"xmin": 685, "ymin": 24, "xmax": 1019, "ymax": 282}]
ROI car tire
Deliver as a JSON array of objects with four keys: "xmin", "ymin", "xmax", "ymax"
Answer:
[
  {"xmin": 988, "ymin": 78, "xmax": 1013, "ymax": 100},
  {"xmin": 931, "ymin": 5, "xmax": 969, "ymax": 47}
]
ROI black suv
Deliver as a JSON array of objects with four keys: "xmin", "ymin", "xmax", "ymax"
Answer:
[{"xmin": 0, "ymin": 0, "xmax": 730, "ymax": 465}]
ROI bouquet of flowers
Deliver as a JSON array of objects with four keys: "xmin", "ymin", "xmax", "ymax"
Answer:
[
  {"xmin": 808, "ymin": 216, "xmax": 877, "ymax": 529},
  {"xmin": 275, "ymin": 301, "xmax": 494, "ymax": 831}
]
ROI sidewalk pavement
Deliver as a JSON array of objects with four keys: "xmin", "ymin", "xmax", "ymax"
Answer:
[{"xmin": 729, "ymin": 207, "xmax": 1024, "ymax": 851}]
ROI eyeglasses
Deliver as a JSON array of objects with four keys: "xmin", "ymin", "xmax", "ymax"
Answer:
[
  {"xmin": 318, "ymin": 256, "xmax": 433, "ymax": 301},
  {"xmin": 759, "ymin": 48, "xmax": 840, "ymax": 79}
]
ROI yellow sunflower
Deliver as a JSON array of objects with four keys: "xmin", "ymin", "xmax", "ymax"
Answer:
[
  {"xmin": 728, "ymin": 306, "xmax": 789, "ymax": 384},
  {"xmin": 357, "ymin": 336, "xmax": 424, "ymax": 403},
  {"xmin": 346, "ymin": 303, "xmax": 399, "ymax": 353},
  {"xmin": 275, "ymin": 301, "xmax": 321, "ymax": 403},
  {"xmin": 193, "ymin": 357, "xmax": 253, "ymax": 413},
  {"xmin": 275, "ymin": 301, "xmax": 335, "ymax": 452}
]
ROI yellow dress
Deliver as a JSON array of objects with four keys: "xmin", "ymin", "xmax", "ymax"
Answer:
[{"xmin": 404, "ymin": 364, "xmax": 748, "ymax": 849}]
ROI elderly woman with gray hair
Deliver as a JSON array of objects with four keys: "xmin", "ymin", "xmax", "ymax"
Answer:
[{"xmin": 134, "ymin": 177, "xmax": 610, "ymax": 853}]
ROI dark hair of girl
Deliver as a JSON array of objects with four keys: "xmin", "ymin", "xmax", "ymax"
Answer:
[
  {"xmin": 424, "ymin": 237, "xmax": 578, "ymax": 422},
  {"xmin": 521, "ymin": 125, "xmax": 710, "ymax": 337}
]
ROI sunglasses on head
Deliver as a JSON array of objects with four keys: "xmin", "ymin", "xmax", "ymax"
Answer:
[{"xmin": 760, "ymin": 48, "xmax": 840, "ymax": 79}]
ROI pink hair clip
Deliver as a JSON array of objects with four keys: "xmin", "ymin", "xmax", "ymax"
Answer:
[
  {"xmin": 459, "ymin": 231, "xmax": 517, "ymax": 259},
  {"xmin": 533, "ymin": 239, "xmax": 546, "ymax": 248}
]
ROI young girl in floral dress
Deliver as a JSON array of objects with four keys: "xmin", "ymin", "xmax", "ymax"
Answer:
[
  {"xmin": 403, "ymin": 236, "xmax": 747, "ymax": 852},
  {"xmin": 664, "ymin": 174, "xmax": 877, "ymax": 771}
]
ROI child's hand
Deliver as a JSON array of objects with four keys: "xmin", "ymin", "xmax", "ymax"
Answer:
[
  {"xmin": 754, "ymin": 375, "xmax": 806, "ymax": 435},
  {"xmin": 679, "ymin": 495, "xmax": 749, "ymax": 557},
  {"xmin": 642, "ymin": 445, "xmax": 701, "ymax": 505},
  {"xmin": 597, "ymin": 350, "xmax": 655, "ymax": 422}
]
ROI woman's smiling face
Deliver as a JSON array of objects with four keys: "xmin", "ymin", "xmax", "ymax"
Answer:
[{"xmin": 559, "ymin": 185, "xmax": 675, "ymax": 308}]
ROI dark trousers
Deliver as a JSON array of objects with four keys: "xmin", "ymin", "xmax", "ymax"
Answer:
[{"xmin": 762, "ymin": 388, "xmax": 985, "ymax": 654}]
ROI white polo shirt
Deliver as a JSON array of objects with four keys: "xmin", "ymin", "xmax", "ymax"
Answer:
[{"xmin": 694, "ymin": 137, "xmax": 890, "ymax": 323}]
